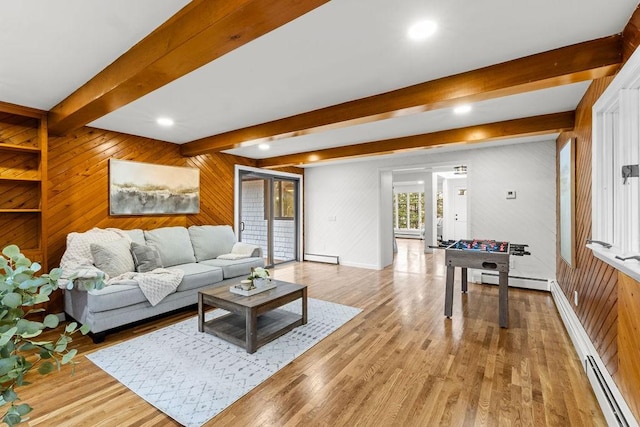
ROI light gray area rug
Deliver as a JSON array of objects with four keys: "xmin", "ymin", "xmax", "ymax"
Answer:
[{"xmin": 87, "ymin": 298, "xmax": 361, "ymax": 427}]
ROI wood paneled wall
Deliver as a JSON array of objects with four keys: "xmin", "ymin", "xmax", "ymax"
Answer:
[
  {"xmin": 45, "ymin": 126, "xmax": 302, "ymax": 312},
  {"xmin": 47, "ymin": 126, "xmax": 259, "ymax": 268},
  {"xmin": 557, "ymin": 6, "xmax": 640, "ymax": 419},
  {"xmin": 556, "ymin": 77, "xmax": 618, "ymax": 374},
  {"xmin": 618, "ymin": 272, "xmax": 640, "ymax": 420}
]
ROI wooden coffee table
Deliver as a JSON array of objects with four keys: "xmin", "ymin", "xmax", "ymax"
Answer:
[{"xmin": 198, "ymin": 280, "xmax": 307, "ymax": 353}]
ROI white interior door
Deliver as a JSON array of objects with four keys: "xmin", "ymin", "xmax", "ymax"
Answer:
[{"xmin": 453, "ymin": 183, "xmax": 468, "ymax": 240}]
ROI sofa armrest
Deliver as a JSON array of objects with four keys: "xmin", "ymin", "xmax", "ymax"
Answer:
[{"xmin": 59, "ymin": 266, "xmax": 106, "ymax": 291}]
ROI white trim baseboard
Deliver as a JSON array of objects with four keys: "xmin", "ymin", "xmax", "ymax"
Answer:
[{"xmin": 550, "ymin": 280, "xmax": 638, "ymax": 427}]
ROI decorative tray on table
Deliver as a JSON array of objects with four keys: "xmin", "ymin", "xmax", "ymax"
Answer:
[{"xmin": 229, "ymin": 281, "xmax": 277, "ymax": 296}]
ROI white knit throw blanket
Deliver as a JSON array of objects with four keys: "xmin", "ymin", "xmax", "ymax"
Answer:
[
  {"xmin": 59, "ymin": 227, "xmax": 130, "ymax": 288},
  {"xmin": 112, "ymin": 268, "xmax": 184, "ymax": 306},
  {"xmin": 59, "ymin": 227, "xmax": 184, "ymax": 306}
]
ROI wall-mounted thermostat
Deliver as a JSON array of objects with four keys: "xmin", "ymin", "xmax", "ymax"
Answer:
[{"xmin": 506, "ymin": 190, "xmax": 516, "ymax": 199}]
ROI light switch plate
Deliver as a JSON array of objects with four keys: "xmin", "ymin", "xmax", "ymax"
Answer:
[{"xmin": 506, "ymin": 190, "xmax": 516, "ymax": 199}]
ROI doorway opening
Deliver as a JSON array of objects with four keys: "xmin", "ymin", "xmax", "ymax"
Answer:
[
  {"xmin": 383, "ymin": 162, "xmax": 469, "ymax": 269},
  {"xmin": 433, "ymin": 165, "xmax": 468, "ymax": 244}
]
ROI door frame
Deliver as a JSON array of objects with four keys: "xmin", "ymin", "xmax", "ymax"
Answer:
[
  {"xmin": 234, "ymin": 165, "xmax": 304, "ymax": 263},
  {"xmin": 382, "ymin": 160, "xmax": 471, "ymax": 268},
  {"xmin": 449, "ymin": 178, "xmax": 468, "ymax": 240}
]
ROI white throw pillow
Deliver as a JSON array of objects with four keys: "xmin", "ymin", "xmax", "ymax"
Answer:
[
  {"xmin": 61, "ymin": 227, "xmax": 128, "ymax": 268},
  {"xmin": 90, "ymin": 238, "xmax": 135, "ymax": 279}
]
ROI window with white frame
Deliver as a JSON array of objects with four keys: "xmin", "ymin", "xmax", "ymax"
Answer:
[
  {"xmin": 591, "ymin": 50, "xmax": 640, "ymax": 280},
  {"xmin": 393, "ymin": 192, "xmax": 425, "ymax": 230}
]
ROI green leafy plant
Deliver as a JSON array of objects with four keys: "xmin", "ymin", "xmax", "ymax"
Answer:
[
  {"xmin": 247, "ymin": 267, "xmax": 270, "ymax": 281},
  {"xmin": 0, "ymin": 245, "xmax": 103, "ymax": 426}
]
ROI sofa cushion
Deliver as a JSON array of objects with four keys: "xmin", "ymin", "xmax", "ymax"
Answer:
[
  {"xmin": 90, "ymin": 238, "xmax": 135, "ymax": 279},
  {"xmin": 87, "ymin": 281, "xmax": 147, "ymax": 312},
  {"xmin": 125, "ymin": 229, "xmax": 146, "ymax": 246},
  {"xmin": 170, "ymin": 263, "xmax": 224, "ymax": 292},
  {"xmin": 188, "ymin": 225, "xmax": 236, "ymax": 262},
  {"xmin": 200, "ymin": 257, "xmax": 264, "ymax": 279},
  {"xmin": 144, "ymin": 226, "xmax": 196, "ymax": 267},
  {"xmin": 130, "ymin": 242, "xmax": 164, "ymax": 273}
]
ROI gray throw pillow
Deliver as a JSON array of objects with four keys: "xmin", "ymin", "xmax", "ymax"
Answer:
[
  {"xmin": 130, "ymin": 242, "xmax": 164, "ymax": 273},
  {"xmin": 90, "ymin": 238, "xmax": 135, "ymax": 279}
]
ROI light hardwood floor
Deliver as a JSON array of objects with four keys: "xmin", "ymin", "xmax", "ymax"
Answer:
[{"xmin": 20, "ymin": 239, "xmax": 604, "ymax": 426}]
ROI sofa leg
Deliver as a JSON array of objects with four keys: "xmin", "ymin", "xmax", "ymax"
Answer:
[{"xmin": 90, "ymin": 332, "xmax": 106, "ymax": 344}]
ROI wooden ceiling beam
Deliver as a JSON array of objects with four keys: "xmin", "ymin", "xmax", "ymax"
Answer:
[
  {"xmin": 0, "ymin": 101, "xmax": 45, "ymax": 119},
  {"xmin": 47, "ymin": 0, "xmax": 329, "ymax": 135},
  {"xmin": 255, "ymin": 111, "xmax": 575, "ymax": 168},
  {"xmin": 181, "ymin": 35, "xmax": 620, "ymax": 157}
]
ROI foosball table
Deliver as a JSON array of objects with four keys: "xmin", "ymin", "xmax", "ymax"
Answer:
[{"xmin": 444, "ymin": 239, "xmax": 511, "ymax": 328}]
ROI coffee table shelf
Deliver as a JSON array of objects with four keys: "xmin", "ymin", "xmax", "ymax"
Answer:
[
  {"xmin": 202, "ymin": 309, "xmax": 303, "ymax": 350},
  {"xmin": 198, "ymin": 280, "xmax": 307, "ymax": 353}
]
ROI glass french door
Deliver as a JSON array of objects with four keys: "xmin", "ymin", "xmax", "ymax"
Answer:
[{"xmin": 238, "ymin": 171, "xmax": 299, "ymax": 267}]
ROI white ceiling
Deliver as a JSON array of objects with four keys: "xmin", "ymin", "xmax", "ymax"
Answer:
[{"xmin": 1, "ymin": 0, "xmax": 638, "ymax": 164}]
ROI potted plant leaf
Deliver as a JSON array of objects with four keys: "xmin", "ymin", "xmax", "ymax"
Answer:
[{"xmin": 0, "ymin": 245, "xmax": 103, "ymax": 426}]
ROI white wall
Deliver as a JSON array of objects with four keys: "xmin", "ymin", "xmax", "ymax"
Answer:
[
  {"xmin": 469, "ymin": 142, "xmax": 556, "ymax": 280},
  {"xmin": 304, "ymin": 161, "xmax": 381, "ymax": 269},
  {"xmin": 304, "ymin": 140, "xmax": 557, "ymax": 279},
  {"xmin": 379, "ymin": 170, "xmax": 394, "ymax": 268}
]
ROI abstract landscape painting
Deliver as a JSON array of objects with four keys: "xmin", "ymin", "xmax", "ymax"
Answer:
[{"xmin": 109, "ymin": 159, "xmax": 200, "ymax": 215}]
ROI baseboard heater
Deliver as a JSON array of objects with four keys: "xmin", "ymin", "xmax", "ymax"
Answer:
[
  {"xmin": 586, "ymin": 356, "xmax": 630, "ymax": 427},
  {"xmin": 304, "ymin": 253, "xmax": 339, "ymax": 265},
  {"xmin": 480, "ymin": 272, "xmax": 550, "ymax": 291},
  {"xmin": 551, "ymin": 280, "xmax": 638, "ymax": 427}
]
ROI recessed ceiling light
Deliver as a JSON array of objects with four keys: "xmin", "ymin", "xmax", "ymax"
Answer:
[
  {"xmin": 156, "ymin": 117, "xmax": 174, "ymax": 127},
  {"xmin": 258, "ymin": 143, "xmax": 270, "ymax": 150},
  {"xmin": 453, "ymin": 105, "xmax": 472, "ymax": 115},
  {"xmin": 407, "ymin": 20, "xmax": 437, "ymax": 41}
]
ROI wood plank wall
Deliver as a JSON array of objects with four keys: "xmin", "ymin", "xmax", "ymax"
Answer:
[
  {"xmin": 47, "ymin": 127, "xmax": 258, "ymax": 313},
  {"xmin": 556, "ymin": 77, "xmax": 618, "ymax": 372},
  {"xmin": 46, "ymin": 125, "xmax": 302, "ymax": 312},
  {"xmin": 556, "ymin": 5, "xmax": 640, "ymax": 419},
  {"xmin": 618, "ymin": 272, "xmax": 640, "ymax": 420},
  {"xmin": 47, "ymin": 126, "xmax": 262, "ymax": 267}
]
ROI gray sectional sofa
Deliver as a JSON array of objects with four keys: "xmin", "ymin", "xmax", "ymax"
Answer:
[{"xmin": 63, "ymin": 225, "xmax": 264, "ymax": 342}]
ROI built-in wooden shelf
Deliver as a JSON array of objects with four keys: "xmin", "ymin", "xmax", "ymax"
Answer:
[
  {"xmin": 0, "ymin": 102, "xmax": 47, "ymax": 271},
  {"xmin": 0, "ymin": 209, "xmax": 41, "ymax": 213},
  {"xmin": 0, "ymin": 143, "xmax": 41, "ymax": 153},
  {"xmin": 0, "ymin": 176, "xmax": 41, "ymax": 182}
]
